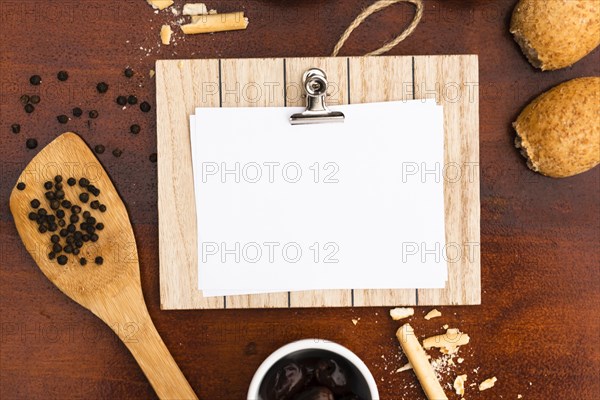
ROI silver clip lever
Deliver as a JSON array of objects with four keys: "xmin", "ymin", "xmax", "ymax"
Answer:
[{"xmin": 290, "ymin": 68, "xmax": 345, "ymax": 125}]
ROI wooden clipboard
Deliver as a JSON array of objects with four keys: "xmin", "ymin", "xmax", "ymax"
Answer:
[{"xmin": 156, "ymin": 56, "xmax": 480, "ymax": 309}]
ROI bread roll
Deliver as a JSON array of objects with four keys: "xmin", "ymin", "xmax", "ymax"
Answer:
[
  {"xmin": 514, "ymin": 77, "xmax": 600, "ymax": 178},
  {"xmin": 510, "ymin": 0, "xmax": 600, "ymax": 70}
]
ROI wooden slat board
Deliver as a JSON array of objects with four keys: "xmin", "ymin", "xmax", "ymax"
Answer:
[{"xmin": 156, "ymin": 56, "xmax": 480, "ymax": 309}]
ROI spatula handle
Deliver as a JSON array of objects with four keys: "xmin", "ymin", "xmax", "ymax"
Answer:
[{"xmin": 123, "ymin": 315, "xmax": 198, "ymax": 400}]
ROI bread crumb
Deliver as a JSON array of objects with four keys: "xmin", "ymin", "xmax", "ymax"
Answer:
[
  {"xmin": 183, "ymin": 3, "xmax": 208, "ymax": 15},
  {"xmin": 518, "ymin": 395, "xmax": 523, "ymax": 399},
  {"xmin": 146, "ymin": 0, "xmax": 173, "ymax": 11},
  {"xmin": 423, "ymin": 328, "xmax": 470, "ymax": 354},
  {"xmin": 443, "ymin": 324, "xmax": 449, "ymax": 329},
  {"xmin": 395, "ymin": 362, "xmax": 413, "ymax": 373},
  {"xmin": 457, "ymin": 357, "xmax": 464, "ymax": 364},
  {"xmin": 390, "ymin": 307, "xmax": 414, "ymax": 320},
  {"xmin": 352, "ymin": 318, "xmax": 359, "ymax": 326},
  {"xmin": 209, "ymin": 9, "xmax": 217, "ymax": 14},
  {"xmin": 479, "ymin": 376, "xmax": 497, "ymax": 391},
  {"xmin": 424, "ymin": 309, "xmax": 442, "ymax": 320},
  {"xmin": 149, "ymin": 69, "xmax": 155, "ymax": 78},
  {"xmin": 454, "ymin": 374, "xmax": 467, "ymax": 396},
  {"xmin": 160, "ymin": 25, "xmax": 172, "ymax": 45}
]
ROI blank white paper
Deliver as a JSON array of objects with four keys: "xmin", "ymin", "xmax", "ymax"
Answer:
[{"xmin": 191, "ymin": 100, "xmax": 447, "ymax": 296}]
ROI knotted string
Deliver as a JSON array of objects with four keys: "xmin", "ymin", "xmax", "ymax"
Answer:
[{"xmin": 331, "ymin": 0, "xmax": 424, "ymax": 57}]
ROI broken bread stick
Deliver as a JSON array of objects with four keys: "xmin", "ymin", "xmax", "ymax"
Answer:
[
  {"xmin": 423, "ymin": 328, "xmax": 470, "ymax": 354},
  {"xmin": 181, "ymin": 12, "xmax": 249, "ymax": 34},
  {"xmin": 397, "ymin": 324, "xmax": 448, "ymax": 400}
]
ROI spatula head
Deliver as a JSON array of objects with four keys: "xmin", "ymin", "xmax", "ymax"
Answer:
[{"xmin": 9, "ymin": 133, "xmax": 141, "ymax": 310}]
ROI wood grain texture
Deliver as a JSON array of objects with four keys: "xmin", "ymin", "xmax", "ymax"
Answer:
[
  {"xmin": 1, "ymin": 0, "xmax": 599, "ymax": 399},
  {"xmin": 157, "ymin": 55, "xmax": 480, "ymax": 309},
  {"xmin": 413, "ymin": 55, "xmax": 481, "ymax": 305},
  {"xmin": 9, "ymin": 133, "xmax": 197, "ymax": 400}
]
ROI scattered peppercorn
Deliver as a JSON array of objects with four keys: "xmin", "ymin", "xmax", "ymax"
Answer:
[
  {"xmin": 130, "ymin": 124, "xmax": 141, "ymax": 134},
  {"xmin": 96, "ymin": 82, "xmax": 109, "ymax": 93},
  {"xmin": 31, "ymin": 199, "xmax": 40, "ymax": 208},
  {"xmin": 94, "ymin": 145, "xmax": 105, "ymax": 154},
  {"xmin": 89, "ymin": 110, "xmax": 99, "ymax": 119},
  {"xmin": 54, "ymin": 175, "xmax": 62, "ymax": 183},
  {"xmin": 90, "ymin": 200, "xmax": 100, "ymax": 209},
  {"xmin": 67, "ymin": 177, "xmax": 76, "ymax": 186},
  {"xmin": 79, "ymin": 193, "xmax": 89, "ymax": 203},
  {"xmin": 94, "ymin": 256, "xmax": 103, "ymax": 265},
  {"xmin": 57, "ymin": 115, "xmax": 69, "ymax": 124},
  {"xmin": 20, "ymin": 95, "xmax": 30, "ymax": 105},
  {"xmin": 140, "ymin": 101, "xmax": 151, "ymax": 113},
  {"xmin": 48, "ymin": 252, "xmax": 56, "ymax": 260},
  {"xmin": 79, "ymin": 258, "xmax": 87, "ymax": 266},
  {"xmin": 116, "ymin": 96, "xmax": 127, "ymax": 106},
  {"xmin": 112, "ymin": 148, "xmax": 122, "ymax": 158},
  {"xmin": 26, "ymin": 138, "xmax": 38, "ymax": 149},
  {"xmin": 57, "ymin": 255, "xmax": 68, "ymax": 265},
  {"xmin": 96, "ymin": 222, "xmax": 104, "ymax": 230},
  {"xmin": 72, "ymin": 107, "xmax": 83, "ymax": 117},
  {"xmin": 149, "ymin": 153, "xmax": 157, "ymax": 163},
  {"xmin": 124, "ymin": 68, "xmax": 134, "ymax": 78},
  {"xmin": 56, "ymin": 209, "xmax": 65, "ymax": 219},
  {"xmin": 30, "ymin": 75, "xmax": 42, "ymax": 85},
  {"xmin": 44, "ymin": 181, "xmax": 53, "ymax": 190},
  {"xmin": 17, "ymin": 182, "xmax": 26, "ymax": 190},
  {"xmin": 11, "ymin": 124, "xmax": 21, "ymax": 134},
  {"xmin": 30, "ymin": 95, "xmax": 40, "ymax": 104},
  {"xmin": 24, "ymin": 104, "xmax": 35, "ymax": 113},
  {"xmin": 57, "ymin": 71, "xmax": 69, "ymax": 81},
  {"xmin": 127, "ymin": 95, "xmax": 138, "ymax": 105},
  {"xmin": 99, "ymin": 204, "xmax": 107, "ymax": 212}
]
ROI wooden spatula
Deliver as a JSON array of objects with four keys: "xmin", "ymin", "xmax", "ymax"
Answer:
[{"xmin": 9, "ymin": 132, "xmax": 198, "ymax": 400}]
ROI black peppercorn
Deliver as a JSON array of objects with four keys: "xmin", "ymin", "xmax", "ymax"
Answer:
[
  {"xmin": 44, "ymin": 181, "xmax": 53, "ymax": 190},
  {"xmin": 52, "ymin": 243, "xmax": 62, "ymax": 253},
  {"xmin": 51, "ymin": 234, "xmax": 60, "ymax": 243},
  {"xmin": 124, "ymin": 68, "xmax": 134, "ymax": 78},
  {"xmin": 78, "ymin": 178, "xmax": 89, "ymax": 187},
  {"xmin": 55, "ymin": 182, "xmax": 63, "ymax": 190},
  {"xmin": 29, "ymin": 95, "xmax": 40, "ymax": 104},
  {"xmin": 67, "ymin": 224, "xmax": 76, "ymax": 233},
  {"xmin": 90, "ymin": 234, "xmax": 99, "ymax": 242},
  {"xmin": 20, "ymin": 95, "xmax": 30, "ymax": 105},
  {"xmin": 112, "ymin": 148, "xmax": 122, "ymax": 158},
  {"xmin": 96, "ymin": 82, "xmax": 109, "ymax": 93},
  {"xmin": 94, "ymin": 145, "xmax": 105, "ymax": 154},
  {"xmin": 70, "ymin": 214, "xmax": 79, "ymax": 223},
  {"xmin": 16, "ymin": 182, "xmax": 26, "ymax": 190},
  {"xmin": 116, "ymin": 96, "xmax": 127, "ymax": 106},
  {"xmin": 25, "ymin": 138, "xmax": 38, "ymax": 149},
  {"xmin": 130, "ymin": 124, "xmax": 141, "ymax": 134},
  {"xmin": 87, "ymin": 185, "xmax": 100, "ymax": 196},
  {"xmin": 38, "ymin": 208, "xmax": 47, "ymax": 216},
  {"xmin": 99, "ymin": 204, "xmax": 107, "ymax": 212},
  {"xmin": 64, "ymin": 245, "xmax": 73, "ymax": 254},
  {"xmin": 79, "ymin": 193, "xmax": 89, "ymax": 203},
  {"xmin": 83, "ymin": 211, "xmax": 91, "ymax": 219},
  {"xmin": 58, "ymin": 219, "xmax": 66, "ymax": 227},
  {"xmin": 149, "ymin": 153, "xmax": 157, "ymax": 163},
  {"xmin": 31, "ymin": 199, "xmax": 40, "ymax": 208},
  {"xmin": 89, "ymin": 110, "xmax": 99, "ymax": 119},
  {"xmin": 75, "ymin": 240, "xmax": 83, "ymax": 248},
  {"xmin": 45, "ymin": 191, "xmax": 55, "ymax": 200},
  {"xmin": 56, "ymin": 209, "xmax": 65, "ymax": 219},
  {"xmin": 72, "ymin": 107, "xmax": 83, "ymax": 117},
  {"xmin": 82, "ymin": 234, "xmax": 90, "ymax": 242},
  {"xmin": 38, "ymin": 225, "xmax": 47, "ymax": 233},
  {"xmin": 50, "ymin": 200, "xmax": 60, "ymax": 210},
  {"xmin": 28, "ymin": 212, "xmax": 38, "ymax": 221},
  {"xmin": 48, "ymin": 223, "xmax": 57, "ymax": 232},
  {"xmin": 30, "ymin": 75, "xmax": 42, "ymax": 85},
  {"xmin": 61, "ymin": 200, "xmax": 72, "ymax": 209},
  {"xmin": 55, "ymin": 190, "xmax": 65, "ymax": 200},
  {"xmin": 140, "ymin": 101, "xmax": 152, "ymax": 113},
  {"xmin": 71, "ymin": 205, "xmax": 81, "ymax": 214},
  {"xmin": 48, "ymin": 252, "xmax": 56, "ymax": 260},
  {"xmin": 57, "ymin": 71, "xmax": 69, "ymax": 81},
  {"xmin": 94, "ymin": 256, "xmax": 103, "ymax": 265},
  {"xmin": 79, "ymin": 258, "xmax": 87, "ymax": 266},
  {"xmin": 57, "ymin": 255, "xmax": 68, "ymax": 265},
  {"xmin": 59, "ymin": 229, "xmax": 68, "ymax": 237},
  {"xmin": 127, "ymin": 95, "xmax": 138, "ymax": 105},
  {"xmin": 67, "ymin": 177, "xmax": 76, "ymax": 186},
  {"xmin": 11, "ymin": 124, "xmax": 21, "ymax": 134},
  {"xmin": 57, "ymin": 115, "xmax": 69, "ymax": 124},
  {"xmin": 96, "ymin": 222, "xmax": 104, "ymax": 230},
  {"xmin": 24, "ymin": 104, "xmax": 35, "ymax": 113},
  {"xmin": 90, "ymin": 200, "xmax": 100, "ymax": 209},
  {"xmin": 74, "ymin": 231, "xmax": 83, "ymax": 240}
]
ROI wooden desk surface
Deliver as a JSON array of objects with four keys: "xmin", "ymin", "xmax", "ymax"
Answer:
[{"xmin": 1, "ymin": 0, "xmax": 598, "ymax": 399}]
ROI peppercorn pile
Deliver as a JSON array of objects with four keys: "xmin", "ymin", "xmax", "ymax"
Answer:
[{"xmin": 19, "ymin": 175, "xmax": 108, "ymax": 267}]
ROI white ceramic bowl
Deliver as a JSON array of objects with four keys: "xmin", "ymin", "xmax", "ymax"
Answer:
[{"xmin": 247, "ymin": 339, "xmax": 379, "ymax": 400}]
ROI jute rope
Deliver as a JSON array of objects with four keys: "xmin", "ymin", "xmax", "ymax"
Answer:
[{"xmin": 331, "ymin": 0, "xmax": 424, "ymax": 57}]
